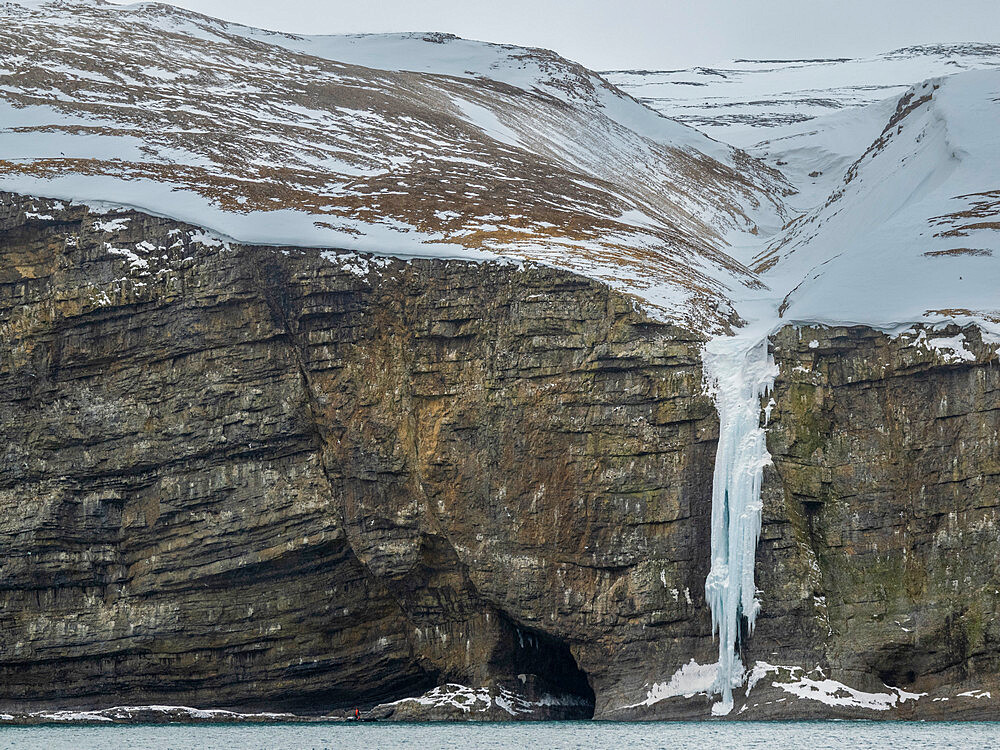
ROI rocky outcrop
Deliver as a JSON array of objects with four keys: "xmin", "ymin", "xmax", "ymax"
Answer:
[
  {"xmin": 1, "ymin": 192, "xmax": 998, "ymax": 720},
  {"xmin": 0, "ymin": 192, "xmax": 716, "ymax": 718},
  {"xmin": 366, "ymin": 677, "xmax": 595, "ymax": 722},
  {"xmin": 746, "ymin": 324, "xmax": 1000, "ymax": 719}
]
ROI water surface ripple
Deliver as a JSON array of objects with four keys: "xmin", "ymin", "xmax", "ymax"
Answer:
[{"xmin": 0, "ymin": 720, "xmax": 994, "ymax": 750}]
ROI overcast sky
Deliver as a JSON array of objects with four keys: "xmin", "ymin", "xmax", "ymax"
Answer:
[{"xmin": 108, "ymin": 0, "xmax": 1000, "ymax": 70}]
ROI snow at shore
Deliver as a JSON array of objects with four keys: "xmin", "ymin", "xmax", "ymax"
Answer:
[
  {"xmin": 623, "ymin": 660, "xmax": 995, "ymax": 716},
  {"xmin": 0, "ymin": 705, "xmax": 298, "ymax": 723}
]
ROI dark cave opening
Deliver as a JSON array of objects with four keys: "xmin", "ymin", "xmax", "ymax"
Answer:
[
  {"xmin": 492, "ymin": 616, "xmax": 596, "ymax": 719},
  {"xmin": 879, "ymin": 668, "xmax": 918, "ymax": 687},
  {"xmin": 873, "ymin": 642, "xmax": 925, "ymax": 689}
]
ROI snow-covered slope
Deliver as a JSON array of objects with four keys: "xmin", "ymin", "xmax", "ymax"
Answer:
[
  {"xmin": 4, "ymin": 1, "xmax": 991, "ymax": 333},
  {"xmin": 747, "ymin": 97, "xmax": 900, "ymax": 213},
  {"xmin": 684, "ymin": 66, "xmax": 1000, "ymax": 714},
  {"xmin": 753, "ymin": 71, "xmax": 1000, "ymax": 334},
  {"xmin": 229, "ymin": 28, "xmax": 734, "ymax": 160},
  {"xmin": 0, "ymin": 0, "xmax": 791, "ymax": 333},
  {"xmin": 605, "ymin": 45, "xmax": 1000, "ymax": 148}
]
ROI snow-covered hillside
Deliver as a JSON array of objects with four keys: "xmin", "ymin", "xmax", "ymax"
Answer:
[
  {"xmin": 0, "ymin": 0, "xmax": 792, "ymax": 333},
  {"xmin": 754, "ymin": 71, "xmax": 1000, "ymax": 334},
  {"xmin": 608, "ymin": 41, "xmax": 1000, "ymax": 339},
  {"xmin": 3, "ymin": 0, "xmax": 996, "ymax": 366},
  {"xmin": 11, "ymin": 2, "xmax": 993, "ymax": 340},
  {"xmin": 605, "ymin": 45, "xmax": 1000, "ymax": 148}
]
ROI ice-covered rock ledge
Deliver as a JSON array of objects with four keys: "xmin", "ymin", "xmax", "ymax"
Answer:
[
  {"xmin": 0, "ymin": 705, "xmax": 304, "ymax": 725},
  {"xmin": 368, "ymin": 678, "xmax": 594, "ymax": 722}
]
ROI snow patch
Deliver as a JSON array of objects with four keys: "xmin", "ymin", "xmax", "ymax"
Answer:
[
  {"xmin": 187, "ymin": 229, "xmax": 232, "ymax": 250},
  {"xmin": 320, "ymin": 250, "xmax": 394, "ymax": 277},
  {"xmin": 745, "ymin": 662, "xmax": 926, "ymax": 711},
  {"xmin": 93, "ymin": 217, "xmax": 131, "ymax": 233},
  {"xmin": 622, "ymin": 659, "xmax": 721, "ymax": 709},
  {"xmin": 105, "ymin": 243, "xmax": 150, "ymax": 271},
  {"xmin": 776, "ymin": 677, "xmax": 925, "ymax": 711},
  {"xmin": 901, "ymin": 328, "xmax": 977, "ymax": 363},
  {"xmin": 957, "ymin": 689, "xmax": 992, "ymax": 699},
  {"xmin": 449, "ymin": 96, "xmax": 523, "ymax": 148},
  {"xmin": 380, "ymin": 683, "xmax": 589, "ymax": 716},
  {"xmin": 0, "ymin": 705, "xmax": 297, "ymax": 723}
]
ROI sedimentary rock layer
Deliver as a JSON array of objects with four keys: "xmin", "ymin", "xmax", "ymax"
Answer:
[{"xmin": 1, "ymin": 194, "xmax": 997, "ymax": 719}]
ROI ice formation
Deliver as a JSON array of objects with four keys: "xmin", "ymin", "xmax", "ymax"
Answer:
[{"xmin": 702, "ymin": 334, "xmax": 778, "ymax": 715}]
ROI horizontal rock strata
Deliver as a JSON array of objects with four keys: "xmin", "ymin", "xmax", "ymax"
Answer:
[{"xmin": 1, "ymin": 193, "xmax": 998, "ymax": 720}]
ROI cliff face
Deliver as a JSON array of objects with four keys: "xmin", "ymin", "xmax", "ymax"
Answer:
[
  {"xmin": 1, "ymin": 193, "xmax": 998, "ymax": 720},
  {"xmin": 0, "ymin": 193, "xmax": 718, "ymax": 718},
  {"xmin": 748, "ymin": 325, "xmax": 1000, "ymax": 719}
]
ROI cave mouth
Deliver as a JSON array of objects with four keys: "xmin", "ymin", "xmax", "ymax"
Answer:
[
  {"xmin": 493, "ymin": 618, "xmax": 596, "ymax": 719},
  {"xmin": 880, "ymin": 669, "xmax": 917, "ymax": 687},
  {"xmin": 869, "ymin": 638, "xmax": 941, "ymax": 691}
]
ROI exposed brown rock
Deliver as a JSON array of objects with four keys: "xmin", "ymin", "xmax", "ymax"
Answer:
[{"xmin": 1, "ymin": 193, "xmax": 999, "ymax": 721}]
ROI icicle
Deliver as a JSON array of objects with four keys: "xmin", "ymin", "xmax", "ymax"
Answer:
[{"xmin": 702, "ymin": 335, "xmax": 778, "ymax": 715}]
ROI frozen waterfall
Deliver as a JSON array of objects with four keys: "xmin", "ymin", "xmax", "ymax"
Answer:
[{"xmin": 702, "ymin": 335, "xmax": 778, "ymax": 716}]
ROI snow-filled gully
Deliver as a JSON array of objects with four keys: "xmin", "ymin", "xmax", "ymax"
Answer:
[{"xmin": 702, "ymin": 334, "xmax": 778, "ymax": 715}]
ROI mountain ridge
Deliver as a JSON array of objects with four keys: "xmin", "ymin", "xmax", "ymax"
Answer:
[
  {"xmin": 604, "ymin": 43, "xmax": 1000, "ymax": 148},
  {"xmin": 0, "ymin": 0, "xmax": 790, "ymax": 333}
]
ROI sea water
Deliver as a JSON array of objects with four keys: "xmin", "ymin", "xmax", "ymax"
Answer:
[{"xmin": 0, "ymin": 720, "xmax": 995, "ymax": 750}]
